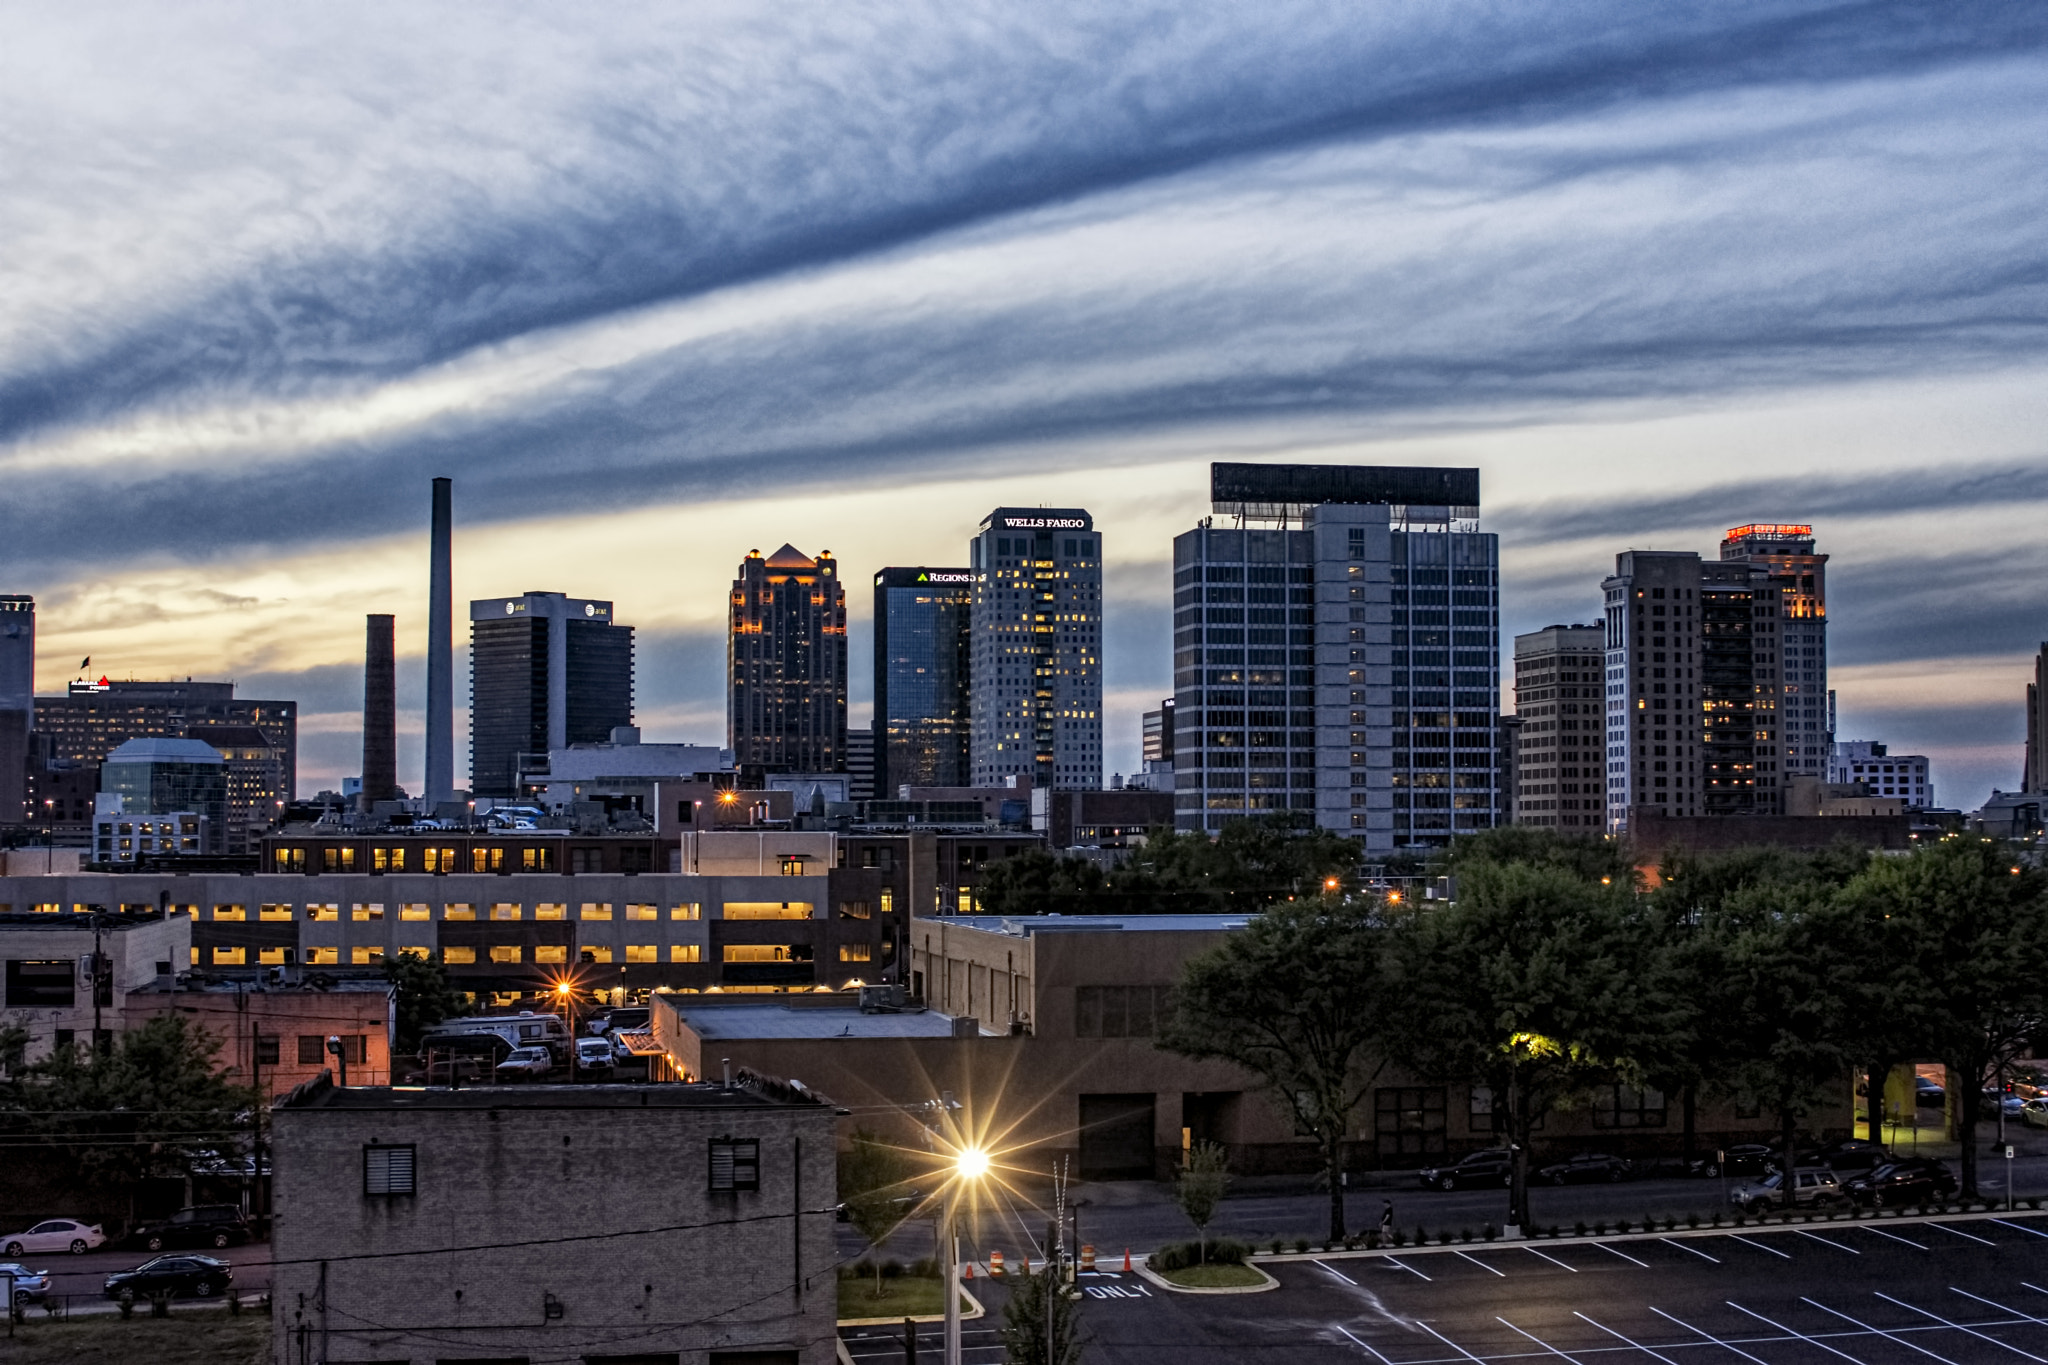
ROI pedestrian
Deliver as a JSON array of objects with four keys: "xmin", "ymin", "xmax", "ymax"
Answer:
[{"xmin": 1379, "ymin": 1200, "xmax": 1394, "ymax": 1239}]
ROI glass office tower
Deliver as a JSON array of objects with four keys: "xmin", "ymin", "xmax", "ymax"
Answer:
[
  {"xmin": 968, "ymin": 510, "xmax": 1103, "ymax": 789},
  {"xmin": 470, "ymin": 591, "xmax": 635, "ymax": 798},
  {"xmin": 872, "ymin": 567, "xmax": 974, "ymax": 797},
  {"xmin": 1172, "ymin": 464, "xmax": 1499, "ymax": 851}
]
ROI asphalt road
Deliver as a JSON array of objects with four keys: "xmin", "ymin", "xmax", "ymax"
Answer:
[
  {"xmin": 14, "ymin": 1237, "xmax": 273, "ymax": 1315},
  {"xmin": 855, "ymin": 1210, "xmax": 2048, "ymax": 1365}
]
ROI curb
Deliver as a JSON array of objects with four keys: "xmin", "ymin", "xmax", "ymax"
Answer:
[
  {"xmin": 1134, "ymin": 1260, "xmax": 1279, "ymax": 1295},
  {"xmin": 1242, "ymin": 1204, "xmax": 2048, "ymax": 1264},
  {"xmin": 838, "ymin": 1282, "xmax": 984, "ymax": 1327}
]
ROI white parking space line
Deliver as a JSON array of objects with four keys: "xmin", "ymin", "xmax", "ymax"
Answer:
[
  {"xmin": 1802, "ymin": 1296, "xmax": 1961, "ymax": 1365},
  {"xmin": 1927, "ymin": 1222, "xmax": 1997, "ymax": 1247},
  {"xmin": 1334, "ymin": 1323, "xmax": 1400, "ymax": 1363},
  {"xmin": 1861, "ymin": 1226, "xmax": 1929, "ymax": 1251},
  {"xmin": 1994, "ymin": 1220, "xmax": 2048, "ymax": 1240},
  {"xmin": 1453, "ymin": 1250, "xmax": 1507, "ymax": 1278},
  {"xmin": 1646, "ymin": 1305, "xmax": 1775, "ymax": 1365},
  {"xmin": 1795, "ymin": 1230, "xmax": 1860, "ymax": 1255},
  {"xmin": 1383, "ymin": 1255, "xmax": 1432, "ymax": 1282},
  {"xmin": 1875, "ymin": 1291, "xmax": 2047, "ymax": 1362},
  {"xmin": 1415, "ymin": 1318, "xmax": 1492, "ymax": 1364},
  {"xmin": 1573, "ymin": 1309, "xmax": 1684, "ymax": 1365},
  {"xmin": 1953, "ymin": 1286, "xmax": 2048, "ymax": 1326},
  {"xmin": 1725, "ymin": 1300, "xmax": 1868, "ymax": 1365},
  {"xmin": 1660, "ymin": 1237, "xmax": 1721, "ymax": 1263},
  {"xmin": 1498, "ymin": 1315, "xmax": 1587, "ymax": 1362},
  {"xmin": 1593, "ymin": 1242, "xmax": 1650, "ymax": 1268},
  {"xmin": 1523, "ymin": 1246, "xmax": 1579, "ymax": 1273},
  {"xmin": 1727, "ymin": 1235, "xmax": 1792, "ymax": 1260},
  {"xmin": 1315, "ymin": 1258, "xmax": 1358, "ymax": 1285}
]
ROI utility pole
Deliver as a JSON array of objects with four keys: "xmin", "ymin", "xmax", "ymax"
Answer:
[{"xmin": 250, "ymin": 1011, "xmax": 266, "ymax": 1220}]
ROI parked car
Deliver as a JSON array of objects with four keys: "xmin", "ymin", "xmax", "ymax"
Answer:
[
  {"xmin": 103, "ymin": 1254, "xmax": 234, "ymax": 1301},
  {"xmin": 574, "ymin": 1036, "xmax": 616, "ymax": 1078},
  {"xmin": 425, "ymin": 1056, "xmax": 488, "ymax": 1085},
  {"xmin": 1728, "ymin": 1167, "xmax": 1843, "ymax": 1213},
  {"xmin": 1915, "ymin": 1076, "xmax": 1947, "ymax": 1109},
  {"xmin": 494, "ymin": 1046, "xmax": 554, "ymax": 1081},
  {"xmin": 1686, "ymin": 1144, "xmax": 1776, "ymax": 1179},
  {"xmin": 1843, "ymin": 1157, "xmax": 1960, "ymax": 1208},
  {"xmin": 0, "ymin": 1262, "xmax": 51, "ymax": 1306},
  {"xmin": 1536, "ymin": 1152, "xmax": 1633, "ymax": 1185},
  {"xmin": 0, "ymin": 1218, "xmax": 105, "ymax": 1257},
  {"xmin": 1805, "ymin": 1138, "xmax": 1890, "ymax": 1174},
  {"xmin": 128, "ymin": 1205, "xmax": 250, "ymax": 1252},
  {"xmin": 2022, "ymin": 1097, "xmax": 2048, "ymax": 1130},
  {"xmin": 1418, "ymin": 1149, "xmax": 1513, "ymax": 1191},
  {"xmin": 1982, "ymin": 1090, "xmax": 2028, "ymax": 1119}
]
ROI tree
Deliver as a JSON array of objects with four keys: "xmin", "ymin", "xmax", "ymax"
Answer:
[
  {"xmin": 838, "ymin": 1129, "xmax": 918, "ymax": 1297},
  {"xmin": 1843, "ymin": 840, "xmax": 2048, "ymax": 1196},
  {"xmin": 998, "ymin": 1263, "xmax": 1082, "ymax": 1365},
  {"xmin": 384, "ymin": 949, "xmax": 469, "ymax": 1052},
  {"xmin": 0, "ymin": 1016, "xmax": 253, "ymax": 1224},
  {"xmin": 1173, "ymin": 1140, "xmax": 1231, "ymax": 1264},
  {"xmin": 1391, "ymin": 859, "xmax": 1678, "ymax": 1231},
  {"xmin": 1161, "ymin": 898, "xmax": 1396, "ymax": 1241},
  {"xmin": 972, "ymin": 850, "xmax": 1113, "ymax": 917}
]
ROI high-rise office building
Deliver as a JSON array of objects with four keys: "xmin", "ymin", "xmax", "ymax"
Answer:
[
  {"xmin": 470, "ymin": 591, "xmax": 635, "ymax": 798},
  {"xmin": 1830, "ymin": 740, "xmax": 1933, "ymax": 809},
  {"xmin": 1171, "ymin": 464, "xmax": 1498, "ymax": 849},
  {"xmin": 728, "ymin": 547, "xmax": 847, "ymax": 774},
  {"xmin": 968, "ymin": 510, "xmax": 1103, "ymax": 789},
  {"xmin": 1512, "ymin": 625, "xmax": 1606, "ymax": 830},
  {"xmin": 36, "ymin": 680, "xmax": 298, "ymax": 799},
  {"xmin": 0, "ymin": 595, "xmax": 31, "ymax": 825},
  {"xmin": 2025, "ymin": 644, "xmax": 2047, "ymax": 794},
  {"xmin": 1601, "ymin": 523, "xmax": 1828, "ymax": 832},
  {"xmin": 186, "ymin": 724, "xmax": 287, "ymax": 853},
  {"xmin": 1142, "ymin": 699, "xmax": 1176, "ymax": 765},
  {"xmin": 873, "ymin": 567, "xmax": 973, "ymax": 796}
]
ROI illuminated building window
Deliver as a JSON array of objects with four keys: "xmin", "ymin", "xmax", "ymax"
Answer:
[
  {"xmin": 443, "ymin": 903, "xmax": 475, "ymax": 920},
  {"xmin": 258, "ymin": 947, "xmax": 288, "ymax": 966},
  {"xmin": 488, "ymin": 945, "xmax": 521, "ymax": 964},
  {"xmin": 441, "ymin": 946, "xmax": 476, "ymax": 964},
  {"xmin": 670, "ymin": 903, "xmax": 701, "ymax": 920},
  {"xmin": 353, "ymin": 903, "xmax": 384, "ymax": 922},
  {"xmin": 351, "ymin": 946, "xmax": 385, "ymax": 965},
  {"xmin": 534, "ymin": 903, "xmax": 566, "ymax": 920},
  {"xmin": 534, "ymin": 945, "xmax": 567, "ymax": 964},
  {"xmin": 400, "ymin": 903, "xmax": 431, "ymax": 921},
  {"xmin": 723, "ymin": 902, "xmax": 813, "ymax": 920},
  {"xmin": 839, "ymin": 944, "xmax": 872, "ymax": 962},
  {"xmin": 212, "ymin": 946, "xmax": 247, "ymax": 966},
  {"xmin": 259, "ymin": 903, "xmax": 293, "ymax": 921},
  {"xmin": 306, "ymin": 903, "xmax": 339, "ymax": 922},
  {"xmin": 627, "ymin": 903, "xmax": 657, "ymax": 920},
  {"xmin": 580, "ymin": 903, "xmax": 612, "ymax": 920},
  {"xmin": 213, "ymin": 904, "xmax": 247, "ymax": 921},
  {"xmin": 582, "ymin": 946, "xmax": 613, "ymax": 963},
  {"xmin": 490, "ymin": 903, "xmax": 521, "ymax": 921},
  {"xmin": 670, "ymin": 944, "xmax": 702, "ymax": 963},
  {"xmin": 625, "ymin": 945, "xmax": 658, "ymax": 963}
]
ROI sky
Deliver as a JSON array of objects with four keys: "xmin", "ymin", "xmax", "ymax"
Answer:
[{"xmin": 4, "ymin": 1, "xmax": 2047, "ymax": 809}]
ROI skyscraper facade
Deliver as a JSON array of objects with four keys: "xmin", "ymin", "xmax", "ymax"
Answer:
[
  {"xmin": 728, "ymin": 547, "xmax": 847, "ymax": 774},
  {"xmin": 1512, "ymin": 625, "xmax": 1606, "ymax": 830},
  {"xmin": 0, "ymin": 595, "xmax": 31, "ymax": 825},
  {"xmin": 968, "ymin": 510, "xmax": 1102, "ymax": 789},
  {"xmin": 470, "ymin": 591, "xmax": 635, "ymax": 798},
  {"xmin": 2023, "ymin": 644, "xmax": 2046, "ymax": 794},
  {"xmin": 873, "ymin": 567, "xmax": 973, "ymax": 797},
  {"xmin": 36, "ymin": 680, "xmax": 298, "ymax": 798},
  {"xmin": 1601, "ymin": 524, "xmax": 1827, "ymax": 832},
  {"xmin": 1171, "ymin": 464, "xmax": 1498, "ymax": 850}
]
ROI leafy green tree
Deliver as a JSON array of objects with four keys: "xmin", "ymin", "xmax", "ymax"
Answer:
[
  {"xmin": 383, "ymin": 949, "xmax": 469, "ymax": 1052},
  {"xmin": 838, "ymin": 1129, "xmax": 918, "ymax": 1297},
  {"xmin": 1391, "ymin": 859, "xmax": 1678, "ymax": 1231},
  {"xmin": 1124, "ymin": 814, "xmax": 1361, "ymax": 915},
  {"xmin": 1162, "ymin": 898, "xmax": 1396, "ymax": 1241},
  {"xmin": 1173, "ymin": 1140, "xmax": 1231, "ymax": 1263},
  {"xmin": 972, "ymin": 849, "xmax": 1113, "ymax": 917},
  {"xmin": 0, "ymin": 1016, "xmax": 253, "ymax": 1224},
  {"xmin": 1439, "ymin": 826, "xmax": 1634, "ymax": 884},
  {"xmin": 1841, "ymin": 840, "xmax": 2048, "ymax": 1195},
  {"xmin": 998, "ymin": 1263, "xmax": 1082, "ymax": 1365}
]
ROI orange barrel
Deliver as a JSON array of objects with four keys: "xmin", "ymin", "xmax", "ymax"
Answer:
[
  {"xmin": 989, "ymin": 1250, "xmax": 1005, "ymax": 1277},
  {"xmin": 1080, "ymin": 1245, "xmax": 1096, "ymax": 1272}
]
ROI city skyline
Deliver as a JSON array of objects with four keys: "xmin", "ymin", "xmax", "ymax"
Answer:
[{"xmin": 4, "ymin": 4, "xmax": 2047, "ymax": 806}]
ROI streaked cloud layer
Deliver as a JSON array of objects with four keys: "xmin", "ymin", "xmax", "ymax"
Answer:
[{"xmin": 4, "ymin": 1, "xmax": 2045, "ymax": 805}]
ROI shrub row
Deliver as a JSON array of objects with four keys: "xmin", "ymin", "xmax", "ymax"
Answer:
[{"xmin": 1149, "ymin": 1239, "xmax": 1251, "ymax": 1272}]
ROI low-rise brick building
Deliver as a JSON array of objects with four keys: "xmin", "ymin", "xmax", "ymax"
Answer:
[{"xmin": 269, "ymin": 1076, "xmax": 838, "ymax": 1365}]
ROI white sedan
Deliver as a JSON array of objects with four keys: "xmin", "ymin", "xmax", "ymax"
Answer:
[
  {"xmin": 2022, "ymin": 1097, "xmax": 2048, "ymax": 1130},
  {"xmin": 1, "ymin": 1218, "xmax": 105, "ymax": 1256}
]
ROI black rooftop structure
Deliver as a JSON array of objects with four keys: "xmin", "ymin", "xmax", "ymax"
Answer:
[{"xmin": 1210, "ymin": 463, "xmax": 1481, "ymax": 518}]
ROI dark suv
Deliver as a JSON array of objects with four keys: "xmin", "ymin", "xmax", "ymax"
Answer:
[
  {"xmin": 1418, "ymin": 1149, "xmax": 1513, "ymax": 1191},
  {"xmin": 129, "ymin": 1205, "xmax": 250, "ymax": 1252}
]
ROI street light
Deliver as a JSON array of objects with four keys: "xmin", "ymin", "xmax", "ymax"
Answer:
[{"xmin": 945, "ymin": 1145, "xmax": 990, "ymax": 1365}]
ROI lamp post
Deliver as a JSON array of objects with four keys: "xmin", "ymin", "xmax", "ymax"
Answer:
[{"xmin": 946, "ymin": 1144, "xmax": 989, "ymax": 1365}]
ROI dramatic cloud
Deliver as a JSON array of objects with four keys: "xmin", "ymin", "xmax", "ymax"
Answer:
[{"xmin": 4, "ymin": 1, "xmax": 2045, "ymax": 803}]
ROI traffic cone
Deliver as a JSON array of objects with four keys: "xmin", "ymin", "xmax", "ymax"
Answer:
[
  {"xmin": 963, "ymin": 1260, "xmax": 974, "ymax": 1280},
  {"xmin": 1122, "ymin": 1248, "xmax": 1132, "ymax": 1273},
  {"xmin": 1020, "ymin": 1254, "xmax": 1031, "ymax": 1276}
]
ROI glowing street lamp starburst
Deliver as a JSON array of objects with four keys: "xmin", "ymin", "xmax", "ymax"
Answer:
[{"xmin": 955, "ymin": 1146, "xmax": 991, "ymax": 1181}]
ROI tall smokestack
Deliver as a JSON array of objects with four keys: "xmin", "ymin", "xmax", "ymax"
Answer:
[
  {"xmin": 361, "ymin": 614, "xmax": 396, "ymax": 810},
  {"xmin": 425, "ymin": 477, "xmax": 454, "ymax": 808}
]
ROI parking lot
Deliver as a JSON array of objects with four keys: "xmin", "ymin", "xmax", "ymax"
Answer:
[{"xmin": 849, "ymin": 1211, "xmax": 2048, "ymax": 1364}]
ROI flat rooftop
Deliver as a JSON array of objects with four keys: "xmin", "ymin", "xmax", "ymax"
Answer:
[
  {"xmin": 671, "ymin": 1003, "xmax": 969, "ymax": 1040},
  {"xmin": 0, "ymin": 912, "xmax": 168, "ymax": 931},
  {"xmin": 939, "ymin": 914, "xmax": 1252, "ymax": 937},
  {"xmin": 278, "ymin": 1080, "xmax": 815, "ymax": 1111}
]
